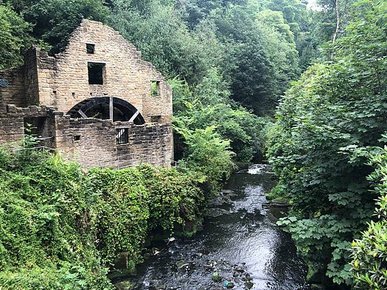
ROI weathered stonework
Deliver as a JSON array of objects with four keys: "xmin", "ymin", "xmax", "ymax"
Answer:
[
  {"xmin": 0, "ymin": 20, "xmax": 173, "ymax": 168},
  {"xmin": 54, "ymin": 116, "xmax": 173, "ymax": 168}
]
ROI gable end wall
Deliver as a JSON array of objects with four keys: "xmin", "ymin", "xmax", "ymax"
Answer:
[{"xmin": 36, "ymin": 20, "xmax": 172, "ymax": 123}]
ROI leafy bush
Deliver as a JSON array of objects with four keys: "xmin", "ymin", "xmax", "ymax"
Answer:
[
  {"xmin": 171, "ymin": 69, "xmax": 268, "ymax": 164},
  {"xmin": 138, "ymin": 165, "xmax": 205, "ymax": 233},
  {"xmin": 351, "ymin": 146, "xmax": 387, "ymax": 290},
  {"xmin": 176, "ymin": 125, "xmax": 235, "ymax": 194},
  {"xmin": 0, "ymin": 151, "xmax": 112, "ymax": 289},
  {"xmin": 88, "ymin": 167, "xmax": 150, "ymax": 266},
  {"xmin": 0, "ymin": 147, "xmax": 205, "ymax": 289},
  {"xmin": 0, "ymin": 263, "xmax": 112, "ymax": 290}
]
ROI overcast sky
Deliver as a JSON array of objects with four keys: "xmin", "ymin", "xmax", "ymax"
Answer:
[{"xmin": 307, "ymin": 0, "xmax": 321, "ymax": 11}]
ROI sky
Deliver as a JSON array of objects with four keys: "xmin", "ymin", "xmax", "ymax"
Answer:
[{"xmin": 307, "ymin": 0, "xmax": 322, "ymax": 11}]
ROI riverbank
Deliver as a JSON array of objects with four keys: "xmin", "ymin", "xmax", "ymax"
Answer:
[{"xmin": 0, "ymin": 148, "xmax": 213, "ymax": 289}]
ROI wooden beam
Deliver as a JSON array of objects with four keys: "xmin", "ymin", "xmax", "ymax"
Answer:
[
  {"xmin": 78, "ymin": 109, "xmax": 87, "ymax": 118},
  {"xmin": 116, "ymin": 128, "xmax": 124, "ymax": 139},
  {"xmin": 129, "ymin": 110, "xmax": 140, "ymax": 123},
  {"xmin": 109, "ymin": 97, "xmax": 114, "ymax": 121}
]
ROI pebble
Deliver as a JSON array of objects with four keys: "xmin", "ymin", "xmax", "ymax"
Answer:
[
  {"xmin": 212, "ymin": 271, "xmax": 222, "ymax": 282},
  {"xmin": 223, "ymin": 280, "xmax": 235, "ymax": 288}
]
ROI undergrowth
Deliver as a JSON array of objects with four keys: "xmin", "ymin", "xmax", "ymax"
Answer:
[{"xmin": 0, "ymin": 147, "xmax": 206, "ymax": 289}]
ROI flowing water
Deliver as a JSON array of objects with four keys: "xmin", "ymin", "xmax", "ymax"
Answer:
[{"xmin": 129, "ymin": 164, "xmax": 308, "ymax": 290}]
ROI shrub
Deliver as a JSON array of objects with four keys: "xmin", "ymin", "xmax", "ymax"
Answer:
[
  {"xmin": 0, "ymin": 147, "xmax": 205, "ymax": 289},
  {"xmin": 351, "ymin": 146, "xmax": 387, "ymax": 289},
  {"xmin": 176, "ymin": 125, "xmax": 235, "ymax": 193}
]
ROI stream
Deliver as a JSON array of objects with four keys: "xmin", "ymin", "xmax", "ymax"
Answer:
[{"xmin": 128, "ymin": 164, "xmax": 309, "ymax": 290}]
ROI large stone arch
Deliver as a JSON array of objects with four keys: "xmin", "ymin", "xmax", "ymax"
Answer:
[{"xmin": 67, "ymin": 97, "xmax": 145, "ymax": 125}]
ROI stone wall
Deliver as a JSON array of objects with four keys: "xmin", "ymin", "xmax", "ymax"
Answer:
[
  {"xmin": 0, "ymin": 105, "xmax": 54, "ymax": 146},
  {"xmin": 55, "ymin": 116, "xmax": 173, "ymax": 168},
  {"xmin": 0, "ymin": 20, "xmax": 174, "ymax": 169},
  {"xmin": 0, "ymin": 105, "xmax": 173, "ymax": 168},
  {"xmin": 36, "ymin": 20, "xmax": 172, "ymax": 123},
  {"xmin": 54, "ymin": 116, "xmax": 117, "ymax": 168},
  {"xmin": 0, "ymin": 49, "xmax": 41, "ymax": 112},
  {"xmin": 0, "ymin": 69, "xmax": 26, "ymax": 112},
  {"xmin": 115, "ymin": 123, "xmax": 173, "ymax": 168}
]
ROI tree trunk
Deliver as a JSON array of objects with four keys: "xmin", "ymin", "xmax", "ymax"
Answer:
[{"xmin": 332, "ymin": 0, "xmax": 340, "ymax": 42}]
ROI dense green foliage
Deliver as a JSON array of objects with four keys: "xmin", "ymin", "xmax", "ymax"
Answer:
[
  {"xmin": 0, "ymin": 147, "xmax": 207, "ymax": 289},
  {"xmin": 268, "ymin": 0, "xmax": 386, "ymax": 286},
  {"xmin": 351, "ymin": 146, "xmax": 387, "ymax": 290},
  {"xmin": 171, "ymin": 69, "xmax": 268, "ymax": 164},
  {"xmin": 109, "ymin": 0, "xmax": 222, "ymax": 86},
  {"xmin": 1, "ymin": 0, "xmax": 313, "ymax": 115},
  {"xmin": 2, "ymin": 0, "xmax": 386, "ymax": 288},
  {"xmin": 4, "ymin": 0, "xmax": 109, "ymax": 53},
  {"xmin": 176, "ymin": 125, "xmax": 235, "ymax": 193},
  {"xmin": 0, "ymin": 5, "xmax": 32, "ymax": 69},
  {"xmin": 0, "ymin": 149, "xmax": 112, "ymax": 289}
]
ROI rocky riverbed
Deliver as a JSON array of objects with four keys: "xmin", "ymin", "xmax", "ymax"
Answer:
[{"xmin": 120, "ymin": 164, "xmax": 309, "ymax": 290}]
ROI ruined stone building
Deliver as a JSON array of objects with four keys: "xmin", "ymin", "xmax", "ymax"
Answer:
[{"xmin": 0, "ymin": 20, "xmax": 173, "ymax": 168}]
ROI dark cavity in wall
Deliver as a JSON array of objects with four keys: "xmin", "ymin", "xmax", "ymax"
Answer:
[
  {"xmin": 23, "ymin": 117, "xmax": 53, "ymax": 148},
  {"xmin": 116, "ymin": 128, "xmax": 129, "ymax": 144},
  {"xmin": 86, "ymin": 43, "xmax": 95, "ymax": 54},
  {"xmin": 24, "ymin": 117, "xmax": 47, "ymax": 137},
  {"xmin": 88, "ymin": 62, "xmax": 105, "ymax": 85},
  {"xmin": 151, "ymin": 115, "xmax": 161, "ymax": 123}
]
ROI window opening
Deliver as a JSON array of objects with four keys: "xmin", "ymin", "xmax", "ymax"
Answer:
[
  {"xmin": 24, "ymin": 117, "xmax": 46, "ymax": 138},
  {"xmin": 74, "ymin": 135, "xmax": 81, "ymax": 141},
  {"xmin": 88, "ymin": 62, "xmax": 105, "ymax": 85},
  {"xmin": 151, "ymin": 115, "xmax": 161, "ymax": 123},
  {"xmin": 23, "ymin": 117, "xmax": 52, "ymax": 147},
  {"xmin": 151, "ymin": 81, "xmax": 160, "ymax": 96},
  {"xmin": 116, "ymin": 128, "xmax": 129, "ymax": 144},
  {"xmin": 86, "ymin": 43, "xmax": 95, "ymax": 54}
]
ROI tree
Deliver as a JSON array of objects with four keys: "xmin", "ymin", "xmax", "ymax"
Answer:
[
  {"xmin": 109, "ymin": 0, "xmax": 223, "ymax": 84},
  {"xmin": 0, "ymin": 5, "xmax": 32, "ymax": 69},
  {"xmin": 11, "ymin": 0, "xmax": 109, "ymax": 53},
  {"xmin": 268, "ymin": 0, "xmax": 387, "ymax": 286},
  {"xmin": 314, "ymin": 0, "xmax": 355, "ymax": 43},
  {"xmin": 256, "ymin": 9, "xmax": 300, "ymax": 93},
  {"xmin": 210, "ymin": 4, "xmax": 277, "ymax": 115}
]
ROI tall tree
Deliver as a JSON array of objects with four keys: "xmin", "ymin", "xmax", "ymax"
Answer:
[
  {"xmin": 315, "ymin": 0, "xmax": 355, "ymax": 42},
  {"xmin": 108, "ymin": 0, "xmax": 223, "ymax": 84},
  {"xmin": 268, "ymin": 0, "xmax": 387, "ymax": 286}
]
